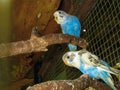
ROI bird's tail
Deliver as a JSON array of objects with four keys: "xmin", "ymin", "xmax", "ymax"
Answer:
[
  {"xmin": 101, "ymin": 72, "xmax": 117, "ymax": 90},
  {"xmin": 110, "ymin": 67, "xmax": 120, "ymax": 82},
  {"xmin": 68, "ymin": 44, "xmax": 77, "ymax": 51},
  {"xmin": 105, "ymin": 77, "xmax": 117, "ymax": 90},
  {"xmin": 110, "ymin": 67, "xmax": 120, "ymax": 75}
]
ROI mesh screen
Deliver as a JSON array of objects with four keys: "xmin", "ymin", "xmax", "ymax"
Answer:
[
  {"xmin": 82, "ymin": 0, "xmax": 120, "ymax": 82},
  {"xmin": 42, "ymin": 0, "xmax": 120, "ymax": 82}
]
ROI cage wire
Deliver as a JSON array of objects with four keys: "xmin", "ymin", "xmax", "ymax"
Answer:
[
  {"xmin": 82, "ymin": 0, "xmax": 120, "ymax": 82},
  {"xmin": 42, "ymin": 0, "xmax": 120, "ymax": 82},
  {"xmin": 43, "ymin": 46, "xmax": 67, "ymax": 81},
  {"xmin": 43, "ymin": 45, "xmax": 82, "ymax": 81},
  {"xmin": 64, "ymin": 0, "xmax": 120, "ymax": 81}
]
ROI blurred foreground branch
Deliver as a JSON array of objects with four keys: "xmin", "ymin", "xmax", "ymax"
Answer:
[
  {"xmin": 26, "ymin": 77, "xmax": 120, "ymax": 90},
  {"xmin": 0, "ymin": 34, "xmax": 88, "ymax": 58}
]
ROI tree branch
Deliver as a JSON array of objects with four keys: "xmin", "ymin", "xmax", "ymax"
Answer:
[
  {"xmin": 0, "ymin": 34, "xmax": 88, "ymax": 58},
  {"xmin": 26, "ymin": 77, "xmax": 120, "ymax": 90}
]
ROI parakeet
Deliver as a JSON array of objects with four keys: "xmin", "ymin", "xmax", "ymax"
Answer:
[
  {"xmin": 53, "ymin": 10, "xmax": 81, "ymax": 51},
  {"xmin": 62, "ymin": 49, "xmax": 120, "ymax": 90}
]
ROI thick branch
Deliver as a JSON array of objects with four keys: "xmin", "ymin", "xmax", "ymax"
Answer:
[
  {"xmin": 0, "ymin": 34, "xmax": 88, "ymax": 58},
  {"xmin": 41, "ymin": 34, "xmax": 88, "ymax": 48},
  {"xmin": 26, "ymin": 77, "xmax": 120, "ymax": 90}
]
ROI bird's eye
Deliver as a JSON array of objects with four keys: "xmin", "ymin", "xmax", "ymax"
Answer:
[
  {"xmin": 59, "ymin": 11, "xmax": 62, "ymax": 14},
  {"xmin": 67, "ymin": 56, "xmax": 70, "ymax": 59}
]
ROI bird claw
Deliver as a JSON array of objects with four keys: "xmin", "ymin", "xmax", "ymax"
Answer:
[{"xmin": 80, "ymin": 74, "xmax": 89, "ymax": 79}]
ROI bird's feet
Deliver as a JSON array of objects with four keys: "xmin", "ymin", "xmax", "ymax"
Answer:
[{"xmin": 80, "ymin": 74, "xmax": 89, "ymax": 79}]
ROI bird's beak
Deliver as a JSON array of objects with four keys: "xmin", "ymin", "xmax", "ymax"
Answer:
[
  {"xmin": 54, "ymin": 16, "xmax": 58, "ymax": 21},
  {"xmin": 63, "ymin": 59, "xmax": 67, "ymax": 64},
  {"xmin": 64, "ymin": 60, "xmax": 69, "ymax": 66},
  {"xmin": 63, "ymin": 59, "xmax": 71, "ymax": 66},
  {"xmin": 53, "ymin": 12, "xmax": 57, "ymax": 20}
]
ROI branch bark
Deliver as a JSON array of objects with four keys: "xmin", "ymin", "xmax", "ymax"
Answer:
[
  {"xmin": 26, "ymin": 77, "xmax": 120, "ymax": 90},
  {"xmin": 0, "ymin": 34, "xmax": 88, "ymax": 58}
]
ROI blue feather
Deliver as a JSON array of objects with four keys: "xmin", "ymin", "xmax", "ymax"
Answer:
[
  {"xmin": 100, "ymin": 59, "xmax": 111, "ymax": 69},
  {"xmin": 54, "ymin": 11, "xmax": 81, "ymax": 51},
  {"xmin": 61, "ymin": 15, "xmax": 81, "ymax": 51},
  {"xmin": 79, "ymin": 58, "xmax": 117, "ymax": 90},
  {"xmin": 68, "ymin": 44, "xmax": 77, "ymax": 51},
  {"xmin": 62, "ymin": 49, "xmax": 119, "ymax": 90}
]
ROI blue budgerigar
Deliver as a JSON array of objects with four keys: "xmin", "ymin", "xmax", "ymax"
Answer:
[
  {"xmin": 62, "ymin": 49, "xmax": 120, "ymax": 90},
  {"xmin": 53, "ymin": 10, "xmax": 81, "ymax": 51}
]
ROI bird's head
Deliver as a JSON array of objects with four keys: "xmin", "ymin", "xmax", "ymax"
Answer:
[
  {"xmin": 62, "ymin": 51, "xmax": 80, "ymax": 69},
  {"xmin": 53, "ymin": 10, "xmax": 68, "ymax": 24}
]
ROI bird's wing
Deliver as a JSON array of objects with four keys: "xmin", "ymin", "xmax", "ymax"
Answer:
[
  {"xmin": 78, "ymin": 49, "xmax": 119, "ymax": 75},
  {"xmin": 71, "ymin": 16, "xmax": 81, "ymax": 37},
  {"xmin": 99, "ymin": 70, "xmax": 117, "ymax": 90},
  {"xmin": 90, "ymin": 52, "xmax": 120, "ymax": 75}
]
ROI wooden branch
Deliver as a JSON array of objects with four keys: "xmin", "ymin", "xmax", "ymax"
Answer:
[
  {"xmin": 0, "ymin": 34, "xmax": 88, "ymax": 58},
  {"xmin": 26, "ymin": 77, "xmax": 120, "ymax": 90}
]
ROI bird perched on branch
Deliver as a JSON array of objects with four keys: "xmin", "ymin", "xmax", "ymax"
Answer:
[
  {"xmin": 53, "ymin": 10, "xmax": 81, "ymax": 51},
  {"xmin": 62, "ymin": 49, "xmax": 120, "ymax": 90}
]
